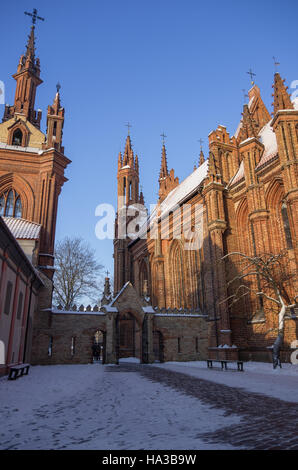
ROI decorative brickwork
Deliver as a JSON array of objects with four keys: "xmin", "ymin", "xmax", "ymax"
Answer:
[{"xmin": 114, "ymin": 74, "xmax": 297, "ymax": 362}]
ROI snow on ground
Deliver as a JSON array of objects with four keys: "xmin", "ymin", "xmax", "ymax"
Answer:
[
  {"xmin": 0, "ymin": 363, "xmax": 241, "ymax": 450},
  {"xmin": 154, "ymin": 361, "xmax": 298, "ymax": 404}
]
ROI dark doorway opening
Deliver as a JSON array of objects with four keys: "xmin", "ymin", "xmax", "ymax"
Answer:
[
  {"xmin": 93, "ymin": 330, "xmax": 106, "ymax": 364},
  {"xmin": 153, "ymin": 331, "xmax": 164, "ymax": 363}
]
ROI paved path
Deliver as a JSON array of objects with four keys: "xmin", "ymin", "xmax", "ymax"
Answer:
[
  {"xmin": 1, "ymin": 363, "xmax": 297, "ymax": 449},
  {"xmin": 108, "ymin": 363, "xmax": 298, "ymax": 450}
]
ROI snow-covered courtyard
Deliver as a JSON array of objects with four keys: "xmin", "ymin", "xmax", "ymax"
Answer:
[{"xmin": 0, "ymin": 359, "xmax": 297, "ymax": 450}]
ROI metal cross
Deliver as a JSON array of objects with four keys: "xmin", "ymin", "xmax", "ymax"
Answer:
[
  {"xmin": 273, "ymin": 56, "xmax": 280, "ymax": 72},
  {"xmin": 106, "ymin": 270, "xmax": 110, "ymax": 277},
  {"xmin": 24, "ymin": 8, "xmax": 45, "ymax": 26},
  {"xmin": 56, "ymin": 82, "xmax": 61, "ymax": 93},
  {"xmin": 160, "ymin": 132, "xmax": 167, "ymax": 145},
  {"xmin": 198, "ymin": 138, "xmax": 204, "ymax": 150},
  {"xmin": 125, "ymin": 122, "xmax": 132, "ymax": 135},
  {"xmin": 247, "ymin": 68, "xmax": 256, "ymax": 85}
]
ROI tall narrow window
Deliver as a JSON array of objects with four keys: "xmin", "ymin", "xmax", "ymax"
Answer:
[
  {"xmin": 4, "ymin": 281, "xmax": 13, "ymax": 316},
  {"xmin": 6, "ymin": 190, "xmax": 14, "ymax": 216},
  {"xmin": 53, "ymin": 121, "xmax": 57, "ymax": 137},
  {"xmin": 178, "ymin": 337, "xmax": 181, "ymax": 353},
  {"xmin": 281, "ymin": 202, "xmax": 293, "ymax": 249},
  {"xmin": 123, "ymin": 177, "xmax": 126, "ymax": 199},
  {"xmin": 48, "ymin": 337, "xmax": 53, "ymax": 357},
  {"xmin": 14, "ymin": 197, "xmax": 22, "ymax": 218},
  {"xmin": 71, "ymin": 337, "xmax": 76, "ymax": 356},
  {"xmin": 16, "ymin": 292, "xmax": 24, "ymax": 320}
]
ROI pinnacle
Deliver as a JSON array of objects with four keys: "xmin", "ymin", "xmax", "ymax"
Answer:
[
  {"xmin": 25, "ymin": 25, "xmax": 36, "ymax": 61},
  {"xmin": 273, "ymin": 72, "xmax": 293, "ymax": 114},
  {"xmin": 159, "ymin": 144, "xmax": 169, "ymax": 181},
  {"xmin": 199, "ymin": 149, "xmax": 205, "ymax": 166}
]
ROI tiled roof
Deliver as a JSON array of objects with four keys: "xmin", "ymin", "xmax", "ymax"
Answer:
[{"xmin": 2, "ymin": 217, "xmax": 41, "ymax": 240}]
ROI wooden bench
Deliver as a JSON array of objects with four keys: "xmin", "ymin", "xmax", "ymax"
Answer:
[
  {"xmin": 8, "ymin": 363, "xmax": 30, "ymax": 380},
  {"xmin": 207, "ymin": 359, "xmax": 244, "ymax": 372}
]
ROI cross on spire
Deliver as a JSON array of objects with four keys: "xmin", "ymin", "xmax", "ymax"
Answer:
[
  {"xmin": 247, "ymin": 68, "xmax": 256, "ymax": 85},
  {"xmin": 56, "ymin": 82, "xmax": 61, "ymax": 93},
  {"xmin": 160, "ymin": 132, "xmax": 167, "ymax": 145},
  {"xmin": 273, "ymin": 56, "xmax": 280, "ymax": 72},
  {"xmin": 24, "ymin": 8, "xmax": 45, "ymax": 26},
  {"xmin": 198, "ymin": 138, "xmax": 204, "ymax": 150},
  {"xmin": 125, "ymin": 122, "xmax": 132, "ymax": 135},
  {"xmin": 106, "ymin": 270, "xmax": 110, "ymax": 277}
]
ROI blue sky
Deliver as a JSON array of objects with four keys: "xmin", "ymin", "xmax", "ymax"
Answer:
[{"xmin": 1, "ymin": 0, "xmax": 298, "ymax": 291}]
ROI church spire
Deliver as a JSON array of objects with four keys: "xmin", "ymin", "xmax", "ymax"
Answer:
[
  {"xmin": 3, "ymin": 15, "xmax": 43, "ymax": 127},
  {"xmin": 25, "ymin": 25, "xmax": 36, "ymax": 62},
  {"xmin": 272, "ymin": 72, "xmax": 293, "ymax": 115},
  {"xmin": 159, "ymin": 143, "xmax": 169, "ymax": 181},
  {"xmin": 240, "ymin": 104, "xmax": 259, "ymax": 141},
  {"xmin": 123, "ymin": 135, "xmax": 133, "ymax": 166},
  {"xmin": 199, "ymin": 149, "xmax": 205, "ymax": 166},
  {"xmin": 45, "ymin": 84, "xmax": 65, "ymax": 153}
]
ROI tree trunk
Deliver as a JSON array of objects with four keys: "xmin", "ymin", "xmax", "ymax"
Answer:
[{"xmin": 272, "ymin": 297, "xmax": 286, "ymax": 369}]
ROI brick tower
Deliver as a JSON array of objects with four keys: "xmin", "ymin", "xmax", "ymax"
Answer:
[
  {"xmin": 113, "ymin": 134, "xmax": 141, "ymax": 294},
  {"xmin": 0, "ymin": 21, "xmax": 71, "ymax": 279}
]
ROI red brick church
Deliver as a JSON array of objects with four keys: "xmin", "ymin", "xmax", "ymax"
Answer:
[
  {"xmin": 113, "ymin": 75, "xmax": 298, "ymax": 362},
  {"xmin": 0, "ymin": 15, "xmax": 297, "ymax": 369}
]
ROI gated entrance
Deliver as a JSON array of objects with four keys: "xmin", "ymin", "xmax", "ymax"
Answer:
[{"xmin": 119, "ymin": 312, "xmax": 136, "ymax": 358}]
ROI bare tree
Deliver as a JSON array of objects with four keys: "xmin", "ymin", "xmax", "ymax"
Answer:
[
  {"xmin": 53, "ymin": 237, "xmax": 104, "ymax": 309},
  {"xmin": 220, "ymin": 251, "xmax": 297, "ymax": 367}
]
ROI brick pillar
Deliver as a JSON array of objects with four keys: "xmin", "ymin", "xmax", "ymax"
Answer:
[{"xmin": 105, "ymin": 312, "xmax": 118, "ymax": 364}]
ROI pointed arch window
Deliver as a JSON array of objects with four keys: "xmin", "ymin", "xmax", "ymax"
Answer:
[
  {"xmin": 12, "ymin": 129, "xmax": 23, "ymax": 146},
  {"xmin": 0, "ymin": 190, "xmax": 22, "ymax": 218},
  {"xmin": 281, "ymin": 201, "xmax": 293, "ymax": 249},
  {"xmin": 170, "ymin": 241, "xmax": 185, "ymax": 308}
]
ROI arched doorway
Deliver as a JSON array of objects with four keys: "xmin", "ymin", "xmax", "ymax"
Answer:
[{"xmin": 93, "ymin": 330, "xmax": 106, "ymax": 364}]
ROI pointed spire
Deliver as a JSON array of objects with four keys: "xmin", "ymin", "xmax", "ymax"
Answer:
[
  {"xmin": 159, "ymin": 144, "xmax": 169, "ymax": 181},
  {"xmin": 25, "ymin": 25, "xmax": 36, "ymax": 60},
  {"xmin": 118, "ymin": 152, "xmax": 122, "ymax": 170},
  {"xmin": 135, "ymin": 155, "xmax": 139, "ymax": 174},
  {"xmin": 199, "ymin": 149, "xmax": 205, "ymax": 166},
  {"xmin": 52, "ymin": 84, "xmax": 62, "ymax": 114},
  {"xmin": 101, "ymin": 275, "xmax": 112, "ymax": 305},
  {"xmin": 139, "ymin": 188, "xmax": 145, "ymax": 205},
  {"xmin": 241, "ymin": 104, "xmax": 259, "ymax": 140},
  {"xmin": 123, "ymin": 134, "xmax": 133, "ymax": 166},
  {"xmin": 272, "ymin": 72, "xmax": 293, "ymax": 114}
]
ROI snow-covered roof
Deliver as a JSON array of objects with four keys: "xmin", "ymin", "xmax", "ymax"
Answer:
[
  {"xmin": 161, "ymin": 159, "xmax": 208, "ymax": 215},
  {"xmin": 230, "ymin": 96, "xmax": 298, "ymax": 185},
  {"xmin": 138, "ymin": 160, "xmax": 209, "ymax": 238},
  {"xmin": 3, "ymin": 217, "xmax": 41, "ymax": 240},
  {"xmin": 255, "ymin": 120, "xmax": 278, "ymax": 169},
  {"xmin": 228, "ymin": 160, "xmax": 244, "ymax": 186},
  {"xmin": 0, "ymin": 142, "xmax": 44, "ymax": 154},
  {"xmin": 110, "ymin": 281, "xmax": 130, "ymax": 306}
]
